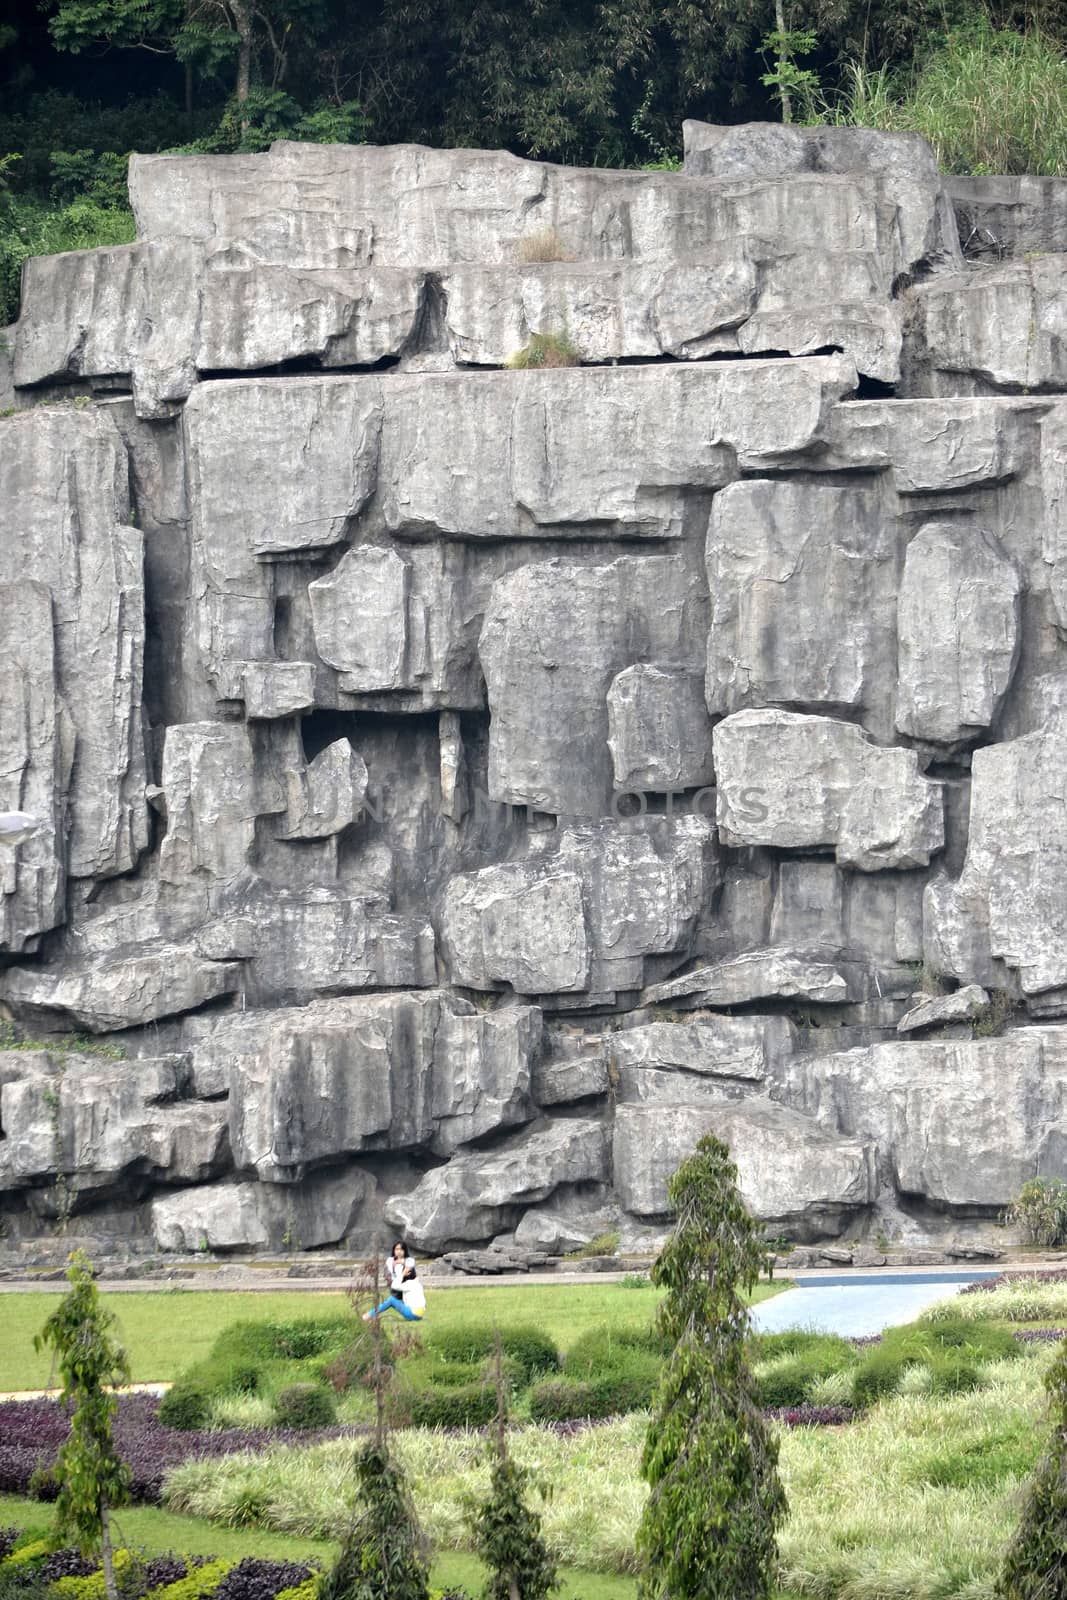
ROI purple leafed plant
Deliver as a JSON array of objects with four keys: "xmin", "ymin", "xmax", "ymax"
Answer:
[
  {"xmin": 960, "ymin": 1269, "xmax": 1067, "ymax": 1294},
  {"xmin": 764, "ymin": 1405, "xmax": 856, "ymax": 1427},
  {"xmin": 213, "ymin": 1557, "xmax": 316, "ymax": 1598},
  {"xmin": 0, "ymin": 1395, "xmax": 358, "ymax": 1505}
]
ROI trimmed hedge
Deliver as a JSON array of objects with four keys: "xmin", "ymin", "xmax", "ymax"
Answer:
[
  {"xmin": 407, "ymin": 1381, "xmax": 497, "ymax": 1429},
  {"xmin": 273, "ymin": 1382, "xmax": 337, "ymax": 1429},
  {"xmin": 425, "ymin": 1324, "xmax": 560, "ymax": 1379}
]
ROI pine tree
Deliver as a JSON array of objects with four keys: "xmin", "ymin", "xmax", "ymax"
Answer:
[
  {"xmin": 34, "ymin": 1250, "xmax": 131, "ymax": 1600},
  {"xmin": 637, "ymin": 1134, "xmax": 787, "ymax": 1600},
  {"xmin": 997, "ymin": 1334, "xmax": 1067, "ymax": 1599},
  {"xmin": 470, "ymin": 1336, "xmax": 558, "ymax": 1600}
]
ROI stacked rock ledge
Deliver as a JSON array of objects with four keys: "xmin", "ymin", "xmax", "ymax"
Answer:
[{"xmin": 1, "ymin": 124, "xmax": 1066, "ymax": 1259}]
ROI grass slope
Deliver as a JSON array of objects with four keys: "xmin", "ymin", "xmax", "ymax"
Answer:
[{"xmin": 0, "ymin": 1281, "xmax": 785, "ymax": 1392}]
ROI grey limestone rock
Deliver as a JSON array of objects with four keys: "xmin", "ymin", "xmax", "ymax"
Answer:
[
  {"xmin": 947, "ymin": 174, "xmax": 1067, "ymax": 258},
  {"xmin": 925, "ymin": 724, "xmax": 1067, "ymax": 1001},
  {"xmin": 152, "ymin": 1166, "xmax": 371, "ymax": 1251},
  {"xmin": 385, "ymin": 1115, "xmax": 609, "ymax": 1252},
  {"xmin": 714, "ymin": 710, "xmax": 945, "ymax": 870},
  {"xmin": 0, "ymin": 1051, "xmax": 229, "ymax": 1203},
  {"xmin": 442, "ymin": 817, "xmax": 716, "ymax": 999},
  {"xmin": 896, "ymin": 522, "xmax": 1021, "ymax": 743},
  {"xmin": 6, "ymin": 128, "xmax": 1067, "ymax": 1257},
  {"xmin": 897, "ymin": 984, "xmax": 991, "ymax": 1034},
  {"xmin": 224, "ymin": 990, "xmax": 540, "ymax": 1179},
  {"xmin": 771, "ymin": 1027, "xmax": 1067, "ymax": 1210},
  {"xmin": 613, "ymin": 1099, "xmax": 876, "ymax": 1237},
  {"xmin": 0, "ymin": 407, "xmax": 147, "ymax": 892}
]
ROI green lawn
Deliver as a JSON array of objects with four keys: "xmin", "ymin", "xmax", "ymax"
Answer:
[{"xmin": 0, "ymin": 1280, "xmax": 787, "ymax": 1392}]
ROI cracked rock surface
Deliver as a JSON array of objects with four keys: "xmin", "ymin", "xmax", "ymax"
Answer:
[{"xmin": 2, "ymin": 126, "xmax": 1067, "ymax": 1257}]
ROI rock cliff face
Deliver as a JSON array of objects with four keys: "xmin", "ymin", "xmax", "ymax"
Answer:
[{"xmin": 2, "ymin": 122, "xmax": 1067, "ymax": 1255}]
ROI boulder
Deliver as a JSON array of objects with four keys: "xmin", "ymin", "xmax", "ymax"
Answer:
[
  {"xmin": 897, "ymin": 984, "xmax": 991, "ymax": 1034},
  {"xmin": 713, "ymin": 709, "xmax": 945, "ymax": 870},
  {"xmin": 642, "ymin": 950, "xmax": 851, "ymax": 1009},
  {"xmin": 613, "ymin": 1099, "xmax": 877, "ymax": 1237},
  {"xmin": 442, "ymin": 817, "xmax": 716, "ymax": 999},
  {"xmin": 895, "ymin": 522, "xmax": 1021, "ymax": 742},
  {"xmin": 152, "ymin": 1166, "xmax": 371, "ymax": 1252},
  {"xmin": 224, "ymin": 990, "xmax": 540, "ymax": 1179},
  {"xmin": 771, "ymin": 1026, "xmax": 1067, "ymax": 1210},
  {"xmin": 385, "ymin": 1116, "xmax": 609, "ymax": 1252}
]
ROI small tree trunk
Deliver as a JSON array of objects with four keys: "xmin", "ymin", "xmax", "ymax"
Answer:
[
  {"xmin": 100, "ymin": 1503, "xmax": 118, "ymax": 1600},
  {"xmin": 775, "ymin": 0, "xmax": 793, "ymax": 124},
  {"xmin": 231, "ymin": 0, "xmax": 253, "ymax": 130}
]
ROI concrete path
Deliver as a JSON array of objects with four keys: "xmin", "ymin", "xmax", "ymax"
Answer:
[{"xmin": 750, "ymin": 1270, "xmax": 1003, "ymax": 1338}]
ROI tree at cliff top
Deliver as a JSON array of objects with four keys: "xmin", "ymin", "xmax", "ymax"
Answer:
[
  {"xmin": 44, "ymin": 0, "xmax": 365, "ymax": 148},
  {"xmin": 34, "ymin": 1250, "xmax": 132, "ymax": 1600},
  {"xmin": 997, "ymin": 1333, "xmax": 1067, "ymax": 1600},
  {"xmin": 637, "ymin": 1134, "xmax": 786, "ymax": 1600}
]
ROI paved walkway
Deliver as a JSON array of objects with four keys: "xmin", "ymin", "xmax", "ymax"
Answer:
[{"xmin": 750, "ymin": 1270, "xmax": 1003, "ymax": 1338}]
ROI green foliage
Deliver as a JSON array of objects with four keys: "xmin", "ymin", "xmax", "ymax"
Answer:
[
  {"xmin": 140, "ymin": 1557, "xmax": 231, "ymax": 1598},
  {"xmin": 186, "ymin": 88, "xmax": 367, "ymax": 154},
  {"xmin": 997, "ymin": 1335, "xmax": 1067, "ymax": 1599},
  {"xmin": 526, "ymin": 1379, "xmax": 597, "ymax": 1423},
  {"xmin": 472, "ymin": 1455, "xmax": 557, "ymax": 1600},
  {"xmin": 637, "ymin": 1135, "xmax": 786, "ymax": 1600},
  {"xmin": 216, "ymin": 1317, "xmax": 354, "ymax": 1363},
  {"xmin": 760, "ymin": 26, "xmax": 823, "ymax": 122},
  {"xmin": 157, "ymin": 1382, "xmax": 212, "ymax": 1432},
  {"xmin": 505, "ymin": 333, "xmax": 581, "ymax": 370},
  {"xmin": 273, "ymin": 1382, "xmax": 338, "ymax": 1430},
  {"xmin": 1005, "ymin": 1176, "xmax": 1067, "ymax": 1245},
  {"xmin": 319, "ymin": 1441, "xmax": 430, "ymax": 1600},
  {"xmin": 753, "ymin": 1336, "xmax": 858, "ymax": 1409},
  {"xmin": 827, "ymin": 20, "xmax": 1067, "ymax": 175},
  {"xmin": 425, "ymin": 1327, "xmax": 560, "ymax": 1382},
  {"xmin": 33, "ymin": 1251, "xmax": 130, "ymax": 1596},
  {"xmin": 851, "ymin": 1315, "xmax": 1020, "ymax": 1407},
  {"xmin": 0, "ymin": 194, "xmax": 135, "ymax": 325},
  {"xmin": 407, "ymin": 1383, "xmax": 497, "ymax": 1430}
]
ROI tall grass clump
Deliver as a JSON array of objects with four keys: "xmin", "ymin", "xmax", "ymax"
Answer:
[
  {"xmin": 998, "ymin": 1334, "xmax": 1067, "ymax": 1599},
  {"xmin": 830, "ymin": 20, "xmax": 1067, "ymax": 175}
]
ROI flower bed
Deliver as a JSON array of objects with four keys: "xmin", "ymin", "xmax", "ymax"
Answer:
[{"xmin": 0, "ymin": 1395, "xmax": 359, "ymax": 1505}]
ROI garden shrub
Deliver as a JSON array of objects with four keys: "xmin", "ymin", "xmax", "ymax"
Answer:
[
  {"xmin": 49, "ymin": 1549, "xmax": 136, "ymax": 1598},
  {"xmin": 563, "ymin": 1323, "xmax": 667, "ymax": 1378},
  {"xmin": 425, "ymin": 1325, "xmax": 559, "ymax": 1381},
  {"xmin": 1004, "ymin": 1178, "xmax": 1067, "ymax": 1247},
  {"xmin": 320, "ymin": 1441, "xmax": 429, "ymax": 1600},
  {"xmin": 157, "ymin": 1382, "xmax": 212, "ymax": 1432},
  {"xmin": 407, "ymin": 1382, "xmax": 497, "ymax": 1430},
  {"xmin": 215, "ymin": 1318, "xmax": 353, "ymax": 1364},
  {"xmin": 527, "ymin": 1378, "xmax": 596, "ymax": 1422},
  {"xmin": 753, "ymin": 1337, "xmax": 857, "ymax": 1409},
  {"xmin": 926, "ymin": 1354, "xmax": 984, "ymax": 1396},
  {"xmin": 272, "ymin": 1383, "xmax": 337, "ymax": 1430}
]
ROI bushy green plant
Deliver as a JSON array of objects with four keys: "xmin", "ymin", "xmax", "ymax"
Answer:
[
  {"xmin": 563, "ymin": 1323, "xmax": 667, "ymax": 1378},
  {"xmin": 637, "ymin": 1135, "xmax": 786, "ymax": 1600},
  {"xmin": 505, "ymin": 333, "xmax": 580, "ymax": 370},
  {"xmin": 273, "ymin": 1382, "xmax": 338, "ymax": 1430},
  {"xmin": 321, "ymin": 1327, "xmax": 392, "ymax": 1393},
  {"xmin": 998, "ymin": 1335, "xmax": 1067, "ymax": 1599},
  {"xmin": 754, "ymin": 1336, "xmax": 858, "ymax": 1409},
  {"xmin": 1005, "ymin": 1177, "xmax": 1067, "ymax": 1246},
  {"xmin": 215, "ymin": 1317, "xmax": 354, "ymax": 1364},
  {"xmin": 425, "ymin": 1326, "xmax": 559, "ymax": 1381},
  {"xmin": 827, "ymin": 21, "xmax": 1067, "ymax": 176},
  {"xmin": 407, "ymin": 1382, "xmax": 497, "ymax": 1430},
  {"xmin": 158, "ymin": 1382, "xmax": 212, "ymax": 1432},
  {"xmin": 527, "ymin": 1378, "xmax": 596, "ymax": 1423},
  {"xmin": 0, "ymin": 194, "xmax": 135, "ymax": 324}
]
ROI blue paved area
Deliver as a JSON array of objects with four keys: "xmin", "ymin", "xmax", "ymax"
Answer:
[{"xmin": 751, "ymin": 1271, "xmax": 1002, "ymax": 1338}]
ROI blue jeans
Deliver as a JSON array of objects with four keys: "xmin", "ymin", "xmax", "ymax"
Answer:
[{"xmin": 369, "ymin": 1295, "xmax": 421, "ymax": 1321}]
